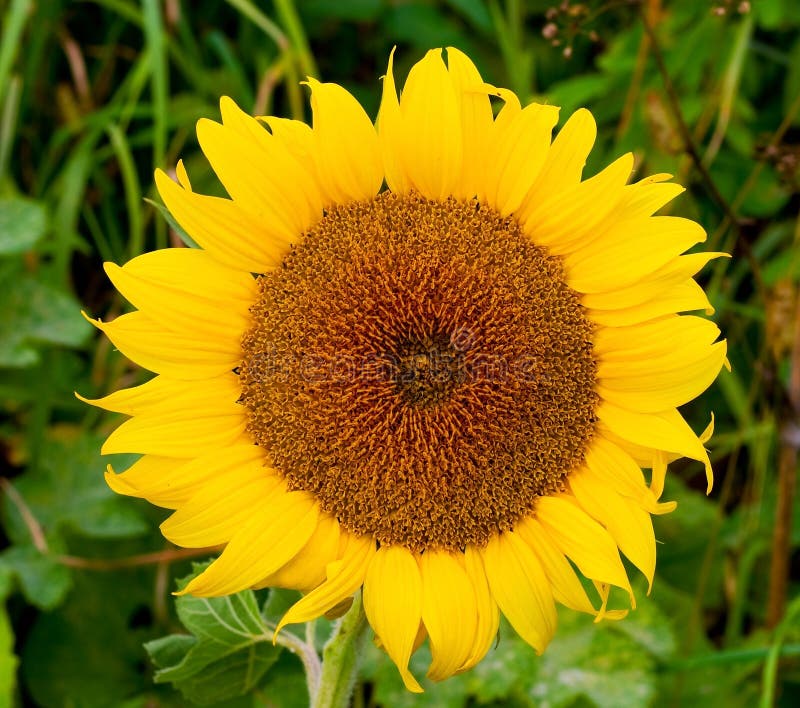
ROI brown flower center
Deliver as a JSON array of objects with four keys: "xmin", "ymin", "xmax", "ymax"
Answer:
[{"xmin": 239, "ymin": 191, "xmax": 598, "ymax": 552}]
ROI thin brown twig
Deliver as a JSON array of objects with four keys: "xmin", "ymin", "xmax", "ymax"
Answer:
[
  {"xmin": 58, "ymin": 27, "xmax": 93, "ymax": 111},
  {"xmin": 616, "ymin": 0, "xmax": 658, "ymax": 143},
  {"xmin": 1, "ymin": 476, "xmax": 217, "ymax": 571},
  {"xmin": 639, "ymin": 9, "xmax": 742, "ymax": 228},
  {"xmin": 710, "ymin": 89, "xmax": 800, "ymax": 250},
  {"xmin": 767, "ymin": 284, "xmax": 800, "ymax": 627},
  {"xmin": 56, "ymin": 547, "xmax": 218, "ymax": 571},
  {"xmin": 639, "ymin": 8, "xmax": 770, "ymax": 305},
  {"xmin": 0, "ymin": 478, "xmax": 48, "ymax": 553}
]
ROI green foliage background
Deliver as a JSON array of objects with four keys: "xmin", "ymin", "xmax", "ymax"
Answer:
[{"xmin": 1, "ymin": 0, "xmax": 799, "ymax": 706}]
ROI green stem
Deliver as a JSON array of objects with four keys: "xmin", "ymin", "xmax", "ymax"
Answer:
[
  {"xmin": 666, "ymin": 643, "xmax": 800, "ymax": 671},
  {"xmin": 312, "ymin": 593, "xmax": 369, "ymax": 708},
  {"xmin": 274, "ymin": 0, "xmax": 318, "ymax": 79}
]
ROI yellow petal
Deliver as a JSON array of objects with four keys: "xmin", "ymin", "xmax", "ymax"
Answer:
[
  {"xmin": 260, "ymin": 116, "xmax": 314, "ymax": 156},
  {"xmin": 597, "ymin": 403, "xmax": 714, "ymax": 493},
  {"xmin": 569, "ymin": 469, "xmax": 657, "ymax": 590},
  {"xmin": 535, "ymin": 495, "xmax": 633, "ymax": 603},
  {"xmin": 100, "ymin": 374, "xmax": 246, "ymax": 456},
  {"xmin": 276, "ymin": 531, "xmax": 376, "ymax": 632},
  {"xmin": 515, "ymin": 516, "xmax": 597, "ymax": 615},
  {"xmin": 487, "ymin": 86, "xmax": 522, "ymax": 131},
  {"xmin": 582, "ymin": 252, "xmax": 728, "ymax": 310},
  {"xmin": 480, "ymin": 530, "xmax": 557, "ymax": 654},
  {"xmin": 154, "ymin": 169, "xmax": 290, "ymax": 273},
  {"xmin": 305, "ymin": 78, "xmax": 383, "ymax": 204},
  {"xmin": 597, "ymin": 423, "xmax": 660, "ymax": 467},
  {"xmin": 103, "ymin": 250, "xmax": 255, "ymax": 341},
  {"xmin": 86, "ymin": 310, "xmax": 241, "ymax": 379},
  {"xmin": 588, "ymin": 278, "xmax": 713, "ymax": 327},
  {"xmin": 650, "ymin": 450, "xmax": 670, "ymax": 499},
  {"xmin": 420, "ymin": 550, "xmax": 478, "ymax": 681},
  {"xmin": 219, "ymin": 95, "xmax": 322, "ymax": 222},
  {"xmin": 256, "ymin": 513, "xmax": 341, "ymax": 592},
  {"xmin": 445, "ymin": 46, "xmax": 494, "ymax": 200},
  {"xmin": 523, "ymin": 153, "xmax": 633, "ymax": 255},
  {"xmin": 161, "ymin": 471, "xmax": 281, "ymax": 547},
  {"xmin": 376, "ymin": 47, "xmax": 411, "ymax": 194},
  {"xmin": 181, "ymin": 487, "xmax": 319, "ymax": 596},
  {"xmin": 585, "ymin": 436, "xmax": 676, "ymax": 515},
  {"xmin": 363, "ymin": 545, "xmax": 424, "ymax": 693},
  {"xmin": 598, "ymin": 340, "xmax": 727, "ymax": 412},
  {"xmin": 77, "ymin": 375, "xmax": 180, "ymax": 416},
  {"xmin": 104, "ymin": 455, "xmax": 184, "ymax": 507},
  {"xmin": 594, "ymin": 314, "xmax": 721, "ymax": 363},
  {"xmin": 399, "ymin": 49, "xmax": 462, "ymax": 201},
  {"xmin": 106, "ymin": 444, "xmax": 266, "ymax": 510},
  {"xmin": 458, "ymin": 546, "xmax": 499, "ymax": 671},
  {"xmin": 565, "ymin": 216, "xmax": 706, "ymax": 293},
  {"xmin": 113, "ymin": 247, "xmax": 256, "ymax": 302},
  {"xmin": 521, "ymin": 107, "xmax": 596, "ymax": 208},
  {"xmin": 481, "ymin": 103, "xmax": 560, "ymax": 216},
  {"xmin": 175, "ymin": 159, "xmax": 192, "ymax": 189},
  {"xmin": 92, "ymin": 372, "xmax": 239, "ymax": 418},
  {"xmin": 197, "ymin": 110, "xmax": 322, "ymax": 234},
  {"xmin": 615, "ymin": 175, "xmax": 685, "ymax": 219}
]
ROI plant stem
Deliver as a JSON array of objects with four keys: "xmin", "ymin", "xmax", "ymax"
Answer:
[
  {"xmin": 274, "ymin": 0, "xmax": 318, "ymax": 79},
  {"xmin": 639, "ymin": 8, "xmax": 740, "ymax": 229},
  {"xmin": 312, "ymin": 593, "xmax": 369, "ymax": 708},
  {"xmin": 766, "ymin": 278, "xmax": 800, "ymax": 628}
]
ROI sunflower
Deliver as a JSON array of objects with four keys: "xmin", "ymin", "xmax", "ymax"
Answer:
[{"xmin": 81, "ymin": 48, "xmax": 727, "ymax": 691}]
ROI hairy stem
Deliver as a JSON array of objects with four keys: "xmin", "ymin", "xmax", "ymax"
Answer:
[{"xmin": 312, "ymin": 593, "xmax": 369, "ymax": 708}]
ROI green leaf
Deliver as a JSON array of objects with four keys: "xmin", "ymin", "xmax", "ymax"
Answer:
[
  {"xmin": 0, "ymin": 274, "xmax": 92, "ymax": 367},
  {"xmin": 0, "ymin": 563, "xmax": 12, "ymax": 601},
  {"xmin": 445, "ymin": 0, "xmax": 492, "ymax": 33},
  {"xmin": 0, "ymin": 601, "xmax": 18, "ymax": 708},
  {"xmin": 362, "ymin": 603, "xmax": 667, "ymax": 708},
  {"xmin": 382, "ymin": 3, "xmax": 473, "ymax": 52},
  {"xmin": 529, "ymin": 612, "xmax": 657, "ymax": 708},
  {"xmin": 612, "ymin": 580, "xmax": 677, "ymax": 662},
  {"xmin": 653, "ymin": 475, "xmax": 725, "ymax": 607},
  {"xmin": 261, "ymin": 587, "xmax": 301, "ymax": 626},
  {"xmin": 361, "ymin": 640, "xmax": 472, "ymax": 708},
  {"xmin": 145, "ymin": 198, "xmax": 198, "ymax": 248},
  {"xmin": 1, "ymin": 434, "xmax": 148, "ymax": 545},
  {"xmin": 0, "ymin": 545, "xmax": 72, "ymax": 610},
  {"xmin": 146, "ymin": 634, "xmax": 197, "ymax": 670},
  {"xmin": 20, "ymin": 568, "xmax": 157, "ymax": 706},
  {"xmin": 257, "ymin": 652, "xmax": 309, "ymax": 708},
  {"xmin": 0, "ymin": 197, "xmax": 47, "ymax": 254},
  {"xmin": 145, "ymin": 564, "xmax": 282, "ymax": 705}
]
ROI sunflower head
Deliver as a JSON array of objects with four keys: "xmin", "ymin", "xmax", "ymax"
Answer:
[{"xmin": 82, "ymin": 47, "xmax": 727, "ymax": 692}]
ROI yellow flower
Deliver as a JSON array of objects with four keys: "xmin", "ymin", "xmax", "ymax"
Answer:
[{"xmin": 82, "ymin": 48, "xmax": 727, "ymax": 691}]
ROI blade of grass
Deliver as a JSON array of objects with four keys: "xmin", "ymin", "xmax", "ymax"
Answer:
[
  {"xmin": 273, "ymin": 0, "xmax": 318, "ymax": 78},
  {"xmin": 667, "ymin": 643, "xmax": 800, "ymax": 671},
  {"xmin": 0, "ymin": 75, "xmax": 21, "ymax": 186},
  {"xmin": 0, "ymin": 0, "xmax": 32, "ymax": 107},
  {"xmin": 702, "ymin": 14, "xmax": 753, "ymax": 168},
  {"xmin": 142, "ymin": 0, "xmax": 167, "ymax": 169},
  {"xmin": 48, "ymin": 131, "xmax": 102, "ymax": 280},
  {"xmin": 207, "ymin": 31, "xmax": 254, "ymax": 106},
  {"xmin": 142, "ymin": 0, "xmax": 168, "ymax": 250},
  {"xmin": 489, "ymin": 0, "xmax": 534, "ymax": 99},
  {"xmin": 224, "ymin": 0, "xmax": 288, "ymax": 52},
  {"xmin": 760, "ymin": 597, "xmax": 800, "ymax": 707},
  {"xmin": 105, "ymin": 124, "xmax": 143, "ymax": 259},
  {"xmin": 81, "ymin": 202, "xmax": 116, "ymax": 264}
]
